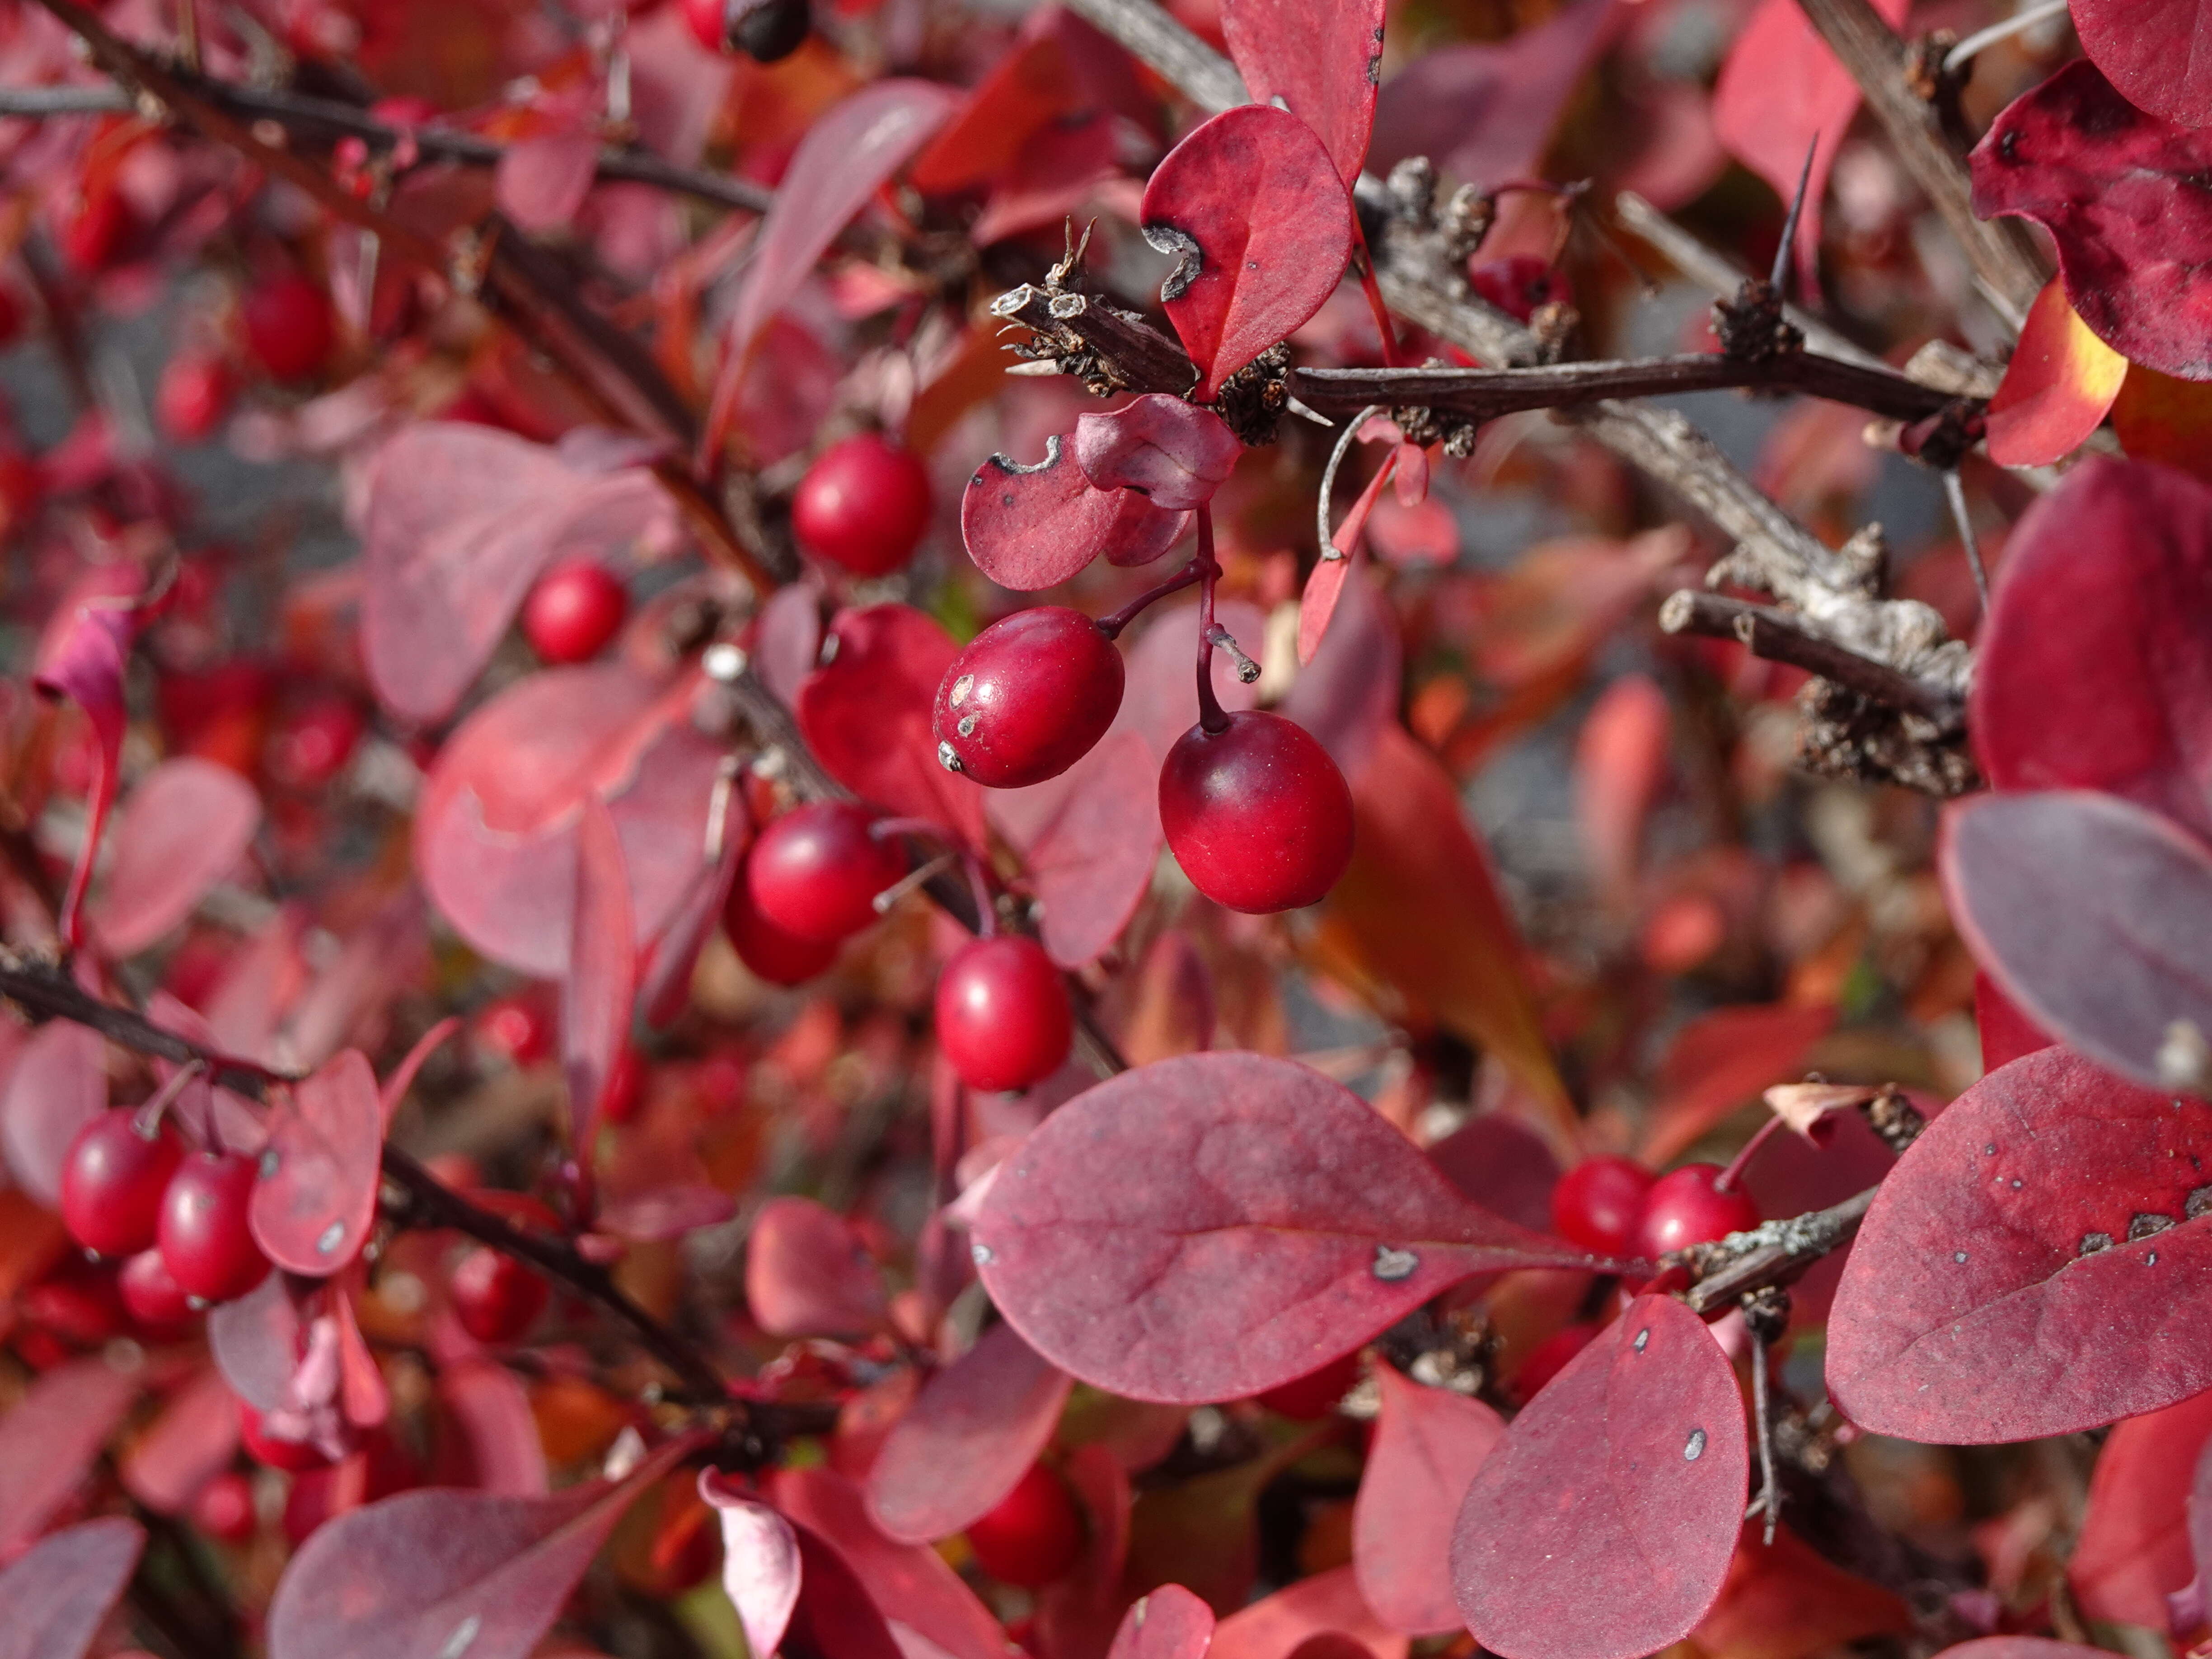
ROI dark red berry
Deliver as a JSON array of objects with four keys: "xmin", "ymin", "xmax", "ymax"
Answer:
[
  {"xmin": 1633, "ymin": 1163, "xmax": 1760, "ymax": 1260},
  {"xmin": 965, "ymin": 1461, "xmax": 1084, "ymax": 1587},
  {"xmin": 60, "ymin": 1110, "xmax": 185, "ymax": 1258},
  {"xmin": 450, "ymin": 1246, "xmax": 549, "ymax": 1344},
  {"xmin": 20, "ymin": 1261, "xmax": 126, "ymax": 1347},
  {"xmin": 239, "ymin": 1402, "xmax": 335, "ymax": 1472},
  {"xmin": 933, "ymin": 608, "xmax": 1124, "ymax": 788},
  {"xmin": 724, "ymin": 860, "xmax": 840, "ymax": 985},
  {"xmin": 118, "ymin": 1247, "xmax": 197, "ymax": 1336},
  {"xmin": 935, "ymin": 936, "xmax": 1072, "ymax": 1093},
  {"xmin": 746, "ymin": 802, "xmax": 909, "ymax": 942},
  {"xmin": 474, "ymin": 991, "xmax": 555, "ymax": 1067},
  {"xmin": 1158, "ymin": 710, "xmax": 1354, "ymax": 914},
  {"xmin": 521, "ymin": 561, "xmax": 628, "ymax": 664},
  {"xmin": 266, "ymin": 697, "xmax": 364, "ymax": 790},
  {"xmin": 1549, "ymin": 1156, "xmax": 1654, "ymax": 1257},
  {"xmin": 1511, "ymin": 1322, "xmax": 1598, "ymax": 1405},
  {"xmin": 241, "ymin": 273, "xmax": 335, "ymax": 382},
  {"xmin": 191, "ymin": 1470, "xmax": 258, "ymax": 1543},
  {"xmin": 1256, "ymin": 1349, "xmax": 1363, "ymax": 1420},
  {"xmin": 155, "ymin": 352, "xmax": 232, "ymax": 443},
  {"xmin": 791, "ymin": 435, "xmax": 931, "ymax": 576},
  {"xmin": 158, "ymin": 1151, "xmax": 271, "ymax": 1304},
  {"xmin": 58, "ymin": 190, "xmax": 134, "ymax": 276}
]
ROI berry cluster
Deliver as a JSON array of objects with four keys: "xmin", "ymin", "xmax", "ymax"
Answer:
[{"xmin": 1549, "ymin": 1154, "xmax": 1761, "ymax": 1264}]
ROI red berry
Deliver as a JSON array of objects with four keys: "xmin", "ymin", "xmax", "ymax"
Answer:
[
  {"xmin": 791, "ymin": 435, "xmax": 931, "ymax": 577},
  {"xmin": 724, "ymin": 862, "xmax": 840, "ymax": 985},
  {"xmin": 1256, "ymin": 1350, "xmax": 1363, "ymax": 1420},
  {"xmin": 155, "ymin": 351, "xmax": 232, "ymax": 443},
  {"xmin": 745, "ymin": 802, "xmax": 909, "ymax": 942},
  {"xmin": 368, "ymin": 96, "xmax": 440, "ymax": 128},
  {"xmin": 239, "ymin": 1402, "xmax": 335, "ymax": 1472},
  {"xmin": 450, "ymin": 1247, "xmax": 549, "ymax": 1344},
  {"xmin": 933, "ymin": 608, "xmax": 1124, "ymax": 788},
  {"xmin": 266, "ymin": 697, "xmax": 364, "ymax": 790},
  {"xmin": 1511, "ymin": 1322, "xmax": 1598, "ymax": 1405},
  {"xmin": 1549, "ymin": 1156, "xmax": 1654, "ymax": 1257},
  {"xmin": 58, "ymin": 190, "xmax": 134, "ymax": 276},
  {"xmin": 118, "ymin": 1247, "xmax": 197, "ymax": 1336},
  {"xmin": 935, "ymin": 936, "xmax": 1072, "ymax": 1093},
  {"xmin": 1158, "ymin": 710, "xmax": 1354, "ymax": 914},
  {"xmin": 60, "ymin": 1110, "xmax": 185, "ymax": 1258},
  {"xmin": 965, "ymin": 1462, "xmax": 1084, "ymax": 1587},
  {"xmin": 241, "ymin": 273, "xmax": 335, "ymax": 382},
  {"xmin": 1633, "ymin": 1163, "xmax": 1760, "ymax": 1260},
  {"xmin": 191, "ymin": 1470, "xmax": 258, "ymax": 1544},
  {"xmin": 158, "ymin": 1151, "xmax": 271, "ymax": 1304},
  {"xmin": 20, "ymin": 1261, "xmax": 126, "ymax": 1347},
  {"xmin": 474, "ymin": 992, "xmax": 555, "ymax": 1068},
  {"xmin": 521, "ymin": 561, "xmax": 628, "ymax": 664}
]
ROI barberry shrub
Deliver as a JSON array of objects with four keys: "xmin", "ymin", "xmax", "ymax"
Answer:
[{"xmin": 0, "ymin": 0, "xmax": 2206, "ymax": 1657}]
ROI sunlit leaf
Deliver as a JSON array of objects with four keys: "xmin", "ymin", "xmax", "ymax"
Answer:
[{"xmin": 1985, "ymin": 279, "xmax": 2128, "ymax": 467}]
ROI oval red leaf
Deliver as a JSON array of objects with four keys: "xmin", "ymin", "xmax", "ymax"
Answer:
[
  {"xmin": 698, "ymin": 1472, "xmax": 802, "ymax": 1659},
  {"xmin": 1828, "ymin": 1045, "xmax": 2212, "ymax": 1442},
  {"xmin": 121, "ymin": 1364, "xmax": 243, "ymax": 1515},
  {"xmin": 89, "ymin": 758, "xmax": 261, "ymax": 958},
  {"xmin": 1210, "ymin": 1566, "xmax": 1400, "ymax": 1659},
  {"xmin": 985, "ymin": 730, "xmax": 1163, "ymax": 969},
  {"xmin": 971, "ymin": 1052, "xmax": 1606, "ymax": 1403},
  {"xmin": 2071, "ymin": 0, "xmax": 2212, "ymax": 127},
  {"xmin": 0, "ymin": 1355, "xmax": 140, "ymax": 1556},
  {"xmin": 1109, "ymin": 1585, "xmax": 1216, "ymax": 1659},
  {"xmin": 1073, "ymin": 396, "xmax": 1241, "ymax": 511},
  {"xmin": 865, "ymin": 1321, "xmax": 1072, "ymax": 1543},
  {"xmin": 962, "ymin": 437, "xmax": 1147, "ymax": 590},
  {"xmin": 746, "ymin": 1196, "xmax": 889, "ymax": 1339},
  {"xmin": 495, "ymin": 129, "xmax": 599, "ymax": 233},
  {"xmin": 0, "ymin": 1517, "xmax": 144, "ymax": 1659},
  {"xmin": 1139, "ymin": 105, "xmax": 1352, "ymax": 402},
  {"xmin": 250, "ymin": 1049, "xmax": 383, "ymax": 1275},
  {"xmin": 0, "ymin": 1021, "xmax": 107, "ymax": 1210},
  {"xmin": 1353, "ymin": 1364, "xmax": 1504, "ymax": 1635},
  {"xmin": 1450, "ymin": 1294, "xmax": 1747, "ymax": 1659},
  {"xmin": 563, "ymin": 797, "xmax": 636, "ymax": 1160},
  {"xmin": 1220, "ymin": 0, "xmax": 1385, "ymax": 186}
]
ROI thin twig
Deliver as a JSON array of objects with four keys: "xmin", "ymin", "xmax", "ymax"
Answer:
[
  {"xmin": 1942, "ymin": 469, "xmax": 1990, "ymax": 613},
  {"xmin": 1681, "ymin": 1186, "xmax": 1879, "ymax": 1314},
  {"xmin": 1658, "ymin": 590, "xmax": 1965, "ymax": 731}
]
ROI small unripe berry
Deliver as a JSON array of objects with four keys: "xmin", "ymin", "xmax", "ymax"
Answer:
[
  {"xmin": 156, "ymin": 352, "xmax": 232, "ymax": 443},
  {"xmin": 935, "ymin": 935, "xmax": 1072, "ymax": 1093},
  {"xmin": 521, "ymin": 561, "xmax": 628, "ymax": 664},
  {"xmin": 792, "ymin": 435, "xmax": 931, "ymax": 576},
  {"xmin": 933, "ymin": 608, "xmax": 1124, "ymax": 787},
  {"xmin": 1158, "ymin": 710, "xmax": 1354, "ymax": 914},
  {"xmin": 1549, "ymin": 1156, "xmax": 1654, "ymax": 1257},
  {"xmin": 965, "ymin": 1461, "xmax": 1084, "ymax": 1587},
  {"xmin": 60, "ymin": 1110, "xmax": 185, "ymax": 1258},
  {"xmin": 158, "ymin": 1151, "xmax": 271, "ymax": 1304},
  {"xmin": 746, "ymin": 802, "xmax": 909, "ymax": 942}
]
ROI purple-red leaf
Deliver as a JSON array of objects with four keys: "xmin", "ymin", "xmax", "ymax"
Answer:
[
  {"xmin": 972, "ymin": 1052, "xmax": 1607, "ymax": 1404},
  {"xmin": 1973, "ymin": 62, "xmax": 2212, "ymax": 381},
  {"xmin": 0, "ymin": 1518, "xmax": 143, "ymax": 1659},
  {"xmin": 250, "ymin": 1049, "xmax": 383, "ymax": 1276},
  {"xmin": 1930, "ymin": 1642, "xmax": 2110, "ymax": 1659},
  {"xmin": 1828, "ymin": 1045, "xmax": 2212, "ymax": 1442},
  {"xmin": 1074, "ymin": 396, "xmax": 1241, "ymax": 511},
  {"xmin": 0, "ymin": 1021, "xmax": 106, "ymax": 1209},
  {"xmin": 1220, "ymin": 0, "xmax": 1385, "ymax": 187},
  {"xmin": 0, "ymin": 1355, "xmax": 140, "ymax": 1556},
  {"xmin": 264, "ymin": 1435, "xmax": 696, "ymax": 1659},
  {"xmin": 2071, "ymin": 0, "xmax": 2212, "ymax": 127},
  {"xmin": 1450, "ymin": 1295, "xmax": 1747, "ymax": 1659},
  {"xmin": 986, "ymin": 730, "xmax": 1163, "ymax": 969},
  {"xmin": 565, "ymin": 797, "xmax": 636, "ymax": 1161},
  {"xmin": 961, "ymin": 438, "xmax": 1189, "ymax": 590},
  {"xmin": 121, "ymin": 1366, "xmax": 241, "ymax": 1514},
  {"xmin": 1353, "ymin": 1365, "xmax": 1504, "ymax": 1635},
  {"xmin": 1210, "ymin": 1566, "xmax": 1401, "ymax": 1659},
  {"xmin": 1139, "ymin": 105, "xmax": 1352, "ymax": 402},
  {"xmin": 698, "ymin": 1472, "xmax": 801, "ymax": 1659},
  {"xmin": 439, "ymin": 1361, "xmax": 548, "ymax": 1497},
  {"xmin": 1108, "ymin": 1585, "xmax": 1217, "ymax": 1659},
  {"xmin": 865, "ymin": 1321, "xmax": 1072, "ymax": 1543},
  {"xmin": 746, "ymin": 1195, "xmax": 888, "ymax": 1339},
  {"xmin": 89, "ymin": 758, "xmax": 261, "ymax": 957},
  {"xmin": 1940, "ymin": 790, "xmax": 2212, "ymax": 1091},
  {"xmin": 495, "ymin": 129, "xmax": 600, "ymax": 233},
  {"xmin": 207, "ymin": 1272, "xmax": 302, "ymax": 1412}
]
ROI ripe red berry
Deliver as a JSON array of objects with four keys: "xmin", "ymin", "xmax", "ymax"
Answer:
[
  {"xmin": 933, "ymin": 608, "xmax": 1124, "ymax": 787},
  {"xmin": 241, "ymin": 273, "xmax": 335, "ymax": 382},
  {"xmin": 681, "ymin": 0, "xmax": 809, "ymax": 61},
  {"xmin": 266, "ymin": 697, "xmax": 364, "ymax": 790},
  {"xmin": 239, "ymin": 1402, "xmax": 335, "ymax": 1472},
  {"xmin": 724, "ymin": 861, "xmax": 840, "ymax": 985},
  {"xmin": 191, "ymin": 1470, "xmax": 258, "ymax": 1544},
  {"xmin": 1633, "ymin": 1163, "xmax": 1760, "ymax": 1260},
  {"xmin": 19, "ymin": 1261, "xmax": 126, "ymax": 1347},
  {"xmin": 58, "ymin": 189, "xmax": 134, "ymax": 276},
  {"xmin": 965, "ymin": 1461, "xmax": 1084, "ymax": 1587},
  {"xmin": 155, "ymin": 351, "xmax": 232, "ymax": 443},
  {"xmin": 1158, "ymin": 710, "xmax": 1354, "ymax": 914},
  {"xmin": 1511, "ymin": 1322, "xmax": 1598, "ymax": 1405},
  {"xmin": 746, "ymin": 802, "xmax": 909, "ymax": 942},
  {"xmin": 450, "ymin": 1246, "xmax": 549, "ymax": 1344},
  {"xmin": 935, "ymin": 936, "xmax": 1072, "ymax": 1093},
  {"xmin": 60, "ymin": 1110, "xmax": 185, "ymax": 1258},
  {"xmin": 521, "ymin": 560, "xmax": 628, "ymax": 664},
  {"xmin": 118, "ymin": 1248, "xmax": 198, "ymax": 1336},
  {"xmin": 791, "ymin": 434, "xmax": 932, "ymax": 577},
  {"xmin": 158, "ymin": 1151, "xmax": 271, "ymax": 1304},
  {"xmin": 474, "ymin": 991, "xmax": 555, "ymax": 1068},
  {"xmin": 1549, "ymin": 1156, "xmax": 1655, "ymax": 1257},
  {"xmin": 1256, "ymin": 1349, "xmax": 1363, "ymax": 1420}
]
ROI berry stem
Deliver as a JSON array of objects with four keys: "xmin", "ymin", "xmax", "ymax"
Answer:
[
  {"xmin": 1194, "ymin": 505, "xmax": 1229, "ymax": 736},
  {"xmin": 1713, "ymin": 1113, "xmax": 1789, "ymax": 1195},
  {"xmin": 1350, "ymin": 218, "xmax": 1404, "ymax": 369},
  {"xmin": 1097, "ymin": 559, "xmax": 1203, "ymax": 640}
]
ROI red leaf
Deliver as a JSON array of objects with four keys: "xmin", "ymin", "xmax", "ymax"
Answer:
[
  {"xmin": 2072, "ymin": 0, "xmax": 2212, "ymax": 127},
  {"xmin": 753, "ymin": 582, "xmax": 825, "ymax": 704},
  {"xmin": 439, "ymin": 1361, "xmax": 548, "ymax": 1496},
  {"xmin": 909, "ymin": 19, "xmax": 1099, "ymax": 195},
  {"xmin": 1641, "ymin": 1003, "xmax": 1837, "ymax": 1167},
  {"xmin": 986, "ymin": 730, "xmax": 1163, "ymax": 969},
  {"xmin": 414, "ymin": 664, "xmax": 719, "ymax": 978},
  {"xmin": 1985, "ymin": 278, "xmax": 2129, "ymax": 466},
  {"xmin": 2069, "ymin": 1389, "xmax": 2212, "ymax": 1626},
  {"xmin": 640, "ymin": 812, "xmax": 743, "ymax": 1031},
  {"xmin": 1279, "ymin": 562, "xmax": 1401, "ymax": 778},
  {"xmin": 1139, "ymin": 105, "xmax": 1352, "ymax": 402},
  {"xmin": 961, "ymin": 438, "xmax": 1189, "ymax": 590},
  {"xmin": 1210, "ymin": 1566, "xmax": 1403, "ymax": 1659},
  {"xmin": 565, "ymin": 798, "xmax": 636, "ymax": 1161},
  {"xmin": 207, "ymin": 1272, "xmax": 303, "ymax": 1413},
  {"xmin": 1975, "ymin": 973, "xmax": 2055, "ymax": 1075},
  {"xmin": 121, "ymin": 1366, "xmax": 241, "ymax": 1514},
  {"xmin": 1425, "ymin": 1113, "xmax": 1559, "ymax": 1234},
  {"xmin": 1033, "ymin": 1443, "xmax": 1136, "ymax": 1659},
  {"xmin": 784, "ymin": 1521, "xmax": 907, "ymax": 1659},
  {"xmin": 33, "ymin": 566, "xmax": 144, "ymax": 948},
  {"xmin": 1973, "ymin": 61, "xmax": 2212, "ymax": 381},
  {"xmin": 865, "ymin": 1322, "xmax": 1072, "ymax": 1543},
  {"xmin": 380, "ymin": 1016, "xmax": 462, "ymax": 1129},
  {"xmin": 797, "ymin": 604, "xmax": 985, "ymax": 846},
  {"xmin": 0, "ymin": 1355, "xmax": 140, "ymax": 1556},
  {"xmin": 495, "ymin": 129, "xmax": 600, "ymax": 233},
  {"xmin": 1930, "ymin": 1643, "xmax": 2110, "ymax": 1659},
  {"xmin": 1352, "ymin": 1364, "xmax": 1504, "ymax": 1635},
  {"xmin": 746, "ymin": 1196, "xmax": 889, "ymax": 1339},
  {"xmin": 597, "ymin": 1184, "xmax": 736, "ymax": 1241},
  {"xmin": 363, "ymin": 424, "xmax": 670, "ymax": 723},
  {"xmin": 1573, "ymin": 673, "xmax": 1671, "ymax": 908},
  {"xmin": 698, "ymin": 1472, "xmax": 802, "ymax": 1659},
  {"xmin": 1298, "ymin": 556, "xmax": 1354, "ymax": 669},
  {"xmin": 1220, "ymin": 0, "xmax": 1384, "ymax": 186},
  {"xmin": 88, "ymin": 758, "xmax": 261, "ymax": 957},
  {"xmin": 971, "ymin": 1052, "xmax": 1605, "ymax": 1404},
  {"xmin": 250, "ymin": 1049, "xmax": 383, "ymax": 1275},
  {"xmin": 1451, "ymin": 1295, "xmax": 1747, "ymax": 1659},
  {"xmin": 1827, "ymin": 1045, "xmax": 2212, "ymax": 1442},
  {"xmin": 264, "ymin": 1435, "xmax": 697, "ymax": 1659},
  {"xmin": 701, "ymin": 80, "xmax": 957, "ymax": 465},
  {"xmin": 1690, "ymin": 1521, "xmax": 1909, "ymax": 1656},
  {"xmin": 1108, "ymin": 1586, "xmax": 1216, "ymax": 1659},
  {"xmin": 0, "ymin": 1021, "xmax": 107, "ymax": 1210},
  {"xmin": 970, "ymin": 114, "xmax": 1125, "ymax": 247},
  {"xmin": 1074, "ymin": 397, "xmax": 1241, "ymax": 510},
  {"xmin": 0, "ymin": 1518, "xmax": 143, "ymax": 1659},
  {"xmin": 1941, "ymin": 791, "xmax": 2212, "ymax": 1090}
]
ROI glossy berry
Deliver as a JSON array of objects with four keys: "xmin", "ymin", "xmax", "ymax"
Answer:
[
  {"xmin": 933, "ymin": 607, "xmax": 1124, "ymax": 787},
  {"xmin": 791, "ymin": 434, "xmax": 932, "ymax": 576},
  {"xmin": 118, "ymin": 1248, "xmax": 198, "ymax": 1336},
  {"xmin": 935, "ymin": 936, "xmax": 1072, "ymax": 1093},
  {"xmin": 1256, "ymin": 1349, "xmax": 1363, "ymax": 1420},
  {"xmin": 474, "ymin": 992, "xmax": 554, "ymax": 1067},
  {"xmin": 155, "ymin": 351, "xmax": 232, "ymax": 443},
  {"xmin": 724, "ymin": 860, "xmax": 840, "ymax": 985},
  {"xmin": 1633, "ymin": 1163, "xmax": 1760, "ymax": 1260},
  {"xmin": 521, "ymin": 560, "xmax": 628, "ymax": 664},
  {"xmin": 1158, "ymin": 710, "xmax": 1354, "ymax": 914},
  {"xmin": 746, "ymin": 802, "xmax": 908, "ymax": 942},
  {"xmin": 60, "ymin": 1110, "xmax": 185, "ymax": 1258},
  {"xmin": 1549, "ymin": 1156, "xmax": 1655, "ymax": 1257},
  {"xmin": 241, "ymin": 273, "xmax": 335, "ymax": 382},
  {"xmin": 450, "ymin": 1246, "xmax": 549, "ymax": 1344},
  {"xmin": 158, "ymin": 1151, "xmax": 271, "ymax": 1304},
  {"xmin": 965, "ymin": 1461, "xmax": 1084, "ymax": 1587},
  {"xmin": 682, "ymin": 0, "xmax": 810, "ymax": 61},
  {"xmin": 266, "ymin": 697, "xmax": 364, "ymax": 790},
  {"xmin": 239, "ymin": 1402, "xmax": 335, "ymax": 1472},
  {"xmin": 191, "ymin": 1470, "xmax": 258, "ymax": 1544}
]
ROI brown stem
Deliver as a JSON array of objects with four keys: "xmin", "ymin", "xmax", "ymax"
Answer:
[
  {"xmin": 1682, "ymin": 1186, "xmax": 1879, "ymax": 1313},
  {"xmin": 1658, "ymin": 589, "xmax": 1965, "ymax": 732}
]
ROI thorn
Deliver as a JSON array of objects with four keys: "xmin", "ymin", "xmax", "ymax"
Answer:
[
  {"xmin": 1771, "ymin": 136, "xmax": 1820, "ymax": 296},
  {"xmin": 1942, "ymin": 470, "xmax": 1989, "ymax": 614}
]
